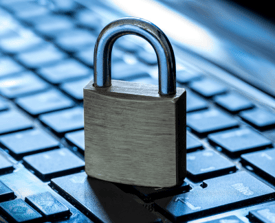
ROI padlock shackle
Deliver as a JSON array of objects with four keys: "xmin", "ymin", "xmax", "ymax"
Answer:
[{"xmin": 94, "ymin": 17, "xmax": 176, "ymax": 96}]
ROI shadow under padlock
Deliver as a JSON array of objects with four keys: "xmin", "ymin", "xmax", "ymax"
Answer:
[{"xmin": 83, "ymin": 17, "xmax": 187, "ymax": 188}]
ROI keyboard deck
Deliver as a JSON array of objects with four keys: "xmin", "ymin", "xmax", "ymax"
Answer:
[{"xmin": 0, "ymin": 1, "xmax": 275, "ymax": 223}]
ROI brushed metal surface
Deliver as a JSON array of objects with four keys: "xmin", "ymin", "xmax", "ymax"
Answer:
[{"xmin": 84, "ymin": 80, "xmax": 186, "ymax": 187}]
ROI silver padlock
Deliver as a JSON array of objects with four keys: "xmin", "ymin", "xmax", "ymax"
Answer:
[{"xmin": 84, "ymin": 17, "xmax": 186, "ymax": 187}]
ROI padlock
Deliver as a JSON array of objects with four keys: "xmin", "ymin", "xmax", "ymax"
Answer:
[{"xmin": 84, "ymin": 18, "xmax": 186, "ymax": 188}]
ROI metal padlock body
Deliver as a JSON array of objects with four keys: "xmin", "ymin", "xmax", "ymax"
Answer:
[{"xmin": 84, "ymin": 18, "xmax": 186, "ymax": 188}]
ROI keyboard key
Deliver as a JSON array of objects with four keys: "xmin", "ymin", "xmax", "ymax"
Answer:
[
  {"xmin": 38, "ymin": 59, "xmax": 91, "ymax": 84},
  {"xmin": 187, "ymin": 91, "xmax": 208, "ymax": 113},
  {"xmin": 0, "ymin": 35, "xmax": 44, "ymax": 54},
  {"xmin": 0, "ymin": 129, "xmax": 59, "ymax": 159},
  {"xmin": 61, "ymin": 77, "xmax": 91, "ymax": 100},
  {"xmin": 0, "ymin": 72, "xmax": 49, "ymax": 99},
  {"xmin": 0, "ymin": 110, "xmax": 32, "ymax": 135},
  {"xmin": 51, "ymin": 0, "xmax": 78, "ymax": 13},
  {"xmin": 187, "ymin": 108, "xmax": 238, "ymax": 136},
  {"xmin": 0, "ymin": 180, "xmax": 14, "ymax": 202},
  {"xmin": 187, "ymin": 149, "xmax": 236, "ymax": 181},
  {"xmin": 112, "ymin": 61, "xmax": 150, "ymax": 80},
  {"xmin": 137, "ymin": 50, "xmax": 157, "ymax": 65},
  {"xmin": 0, "ymin": 154, "xmax": 13, "ymax": 175},
  {"xmin": 187, "ymin": 132, "xmax": 203, "ymax": 152},
  {"xmin": 23, "ymin": 148, "xmax": 84, "ymax": 181},
  {"xmin": 177, "ymin": 69, "xmax": 202, "ymax": 84},
  {"xmin": 0, "ymin": 57, "xmax": 24, "ymax": 78},
  {"xmin": 75, "ymin": 9, "xmax": 102, "ymax": 31},
  {"xmin": 16, "ymin": 45, "xmax": 66, "ymax": 69},
  {"xmin": 240, "ymin": 107, "xmax": 275, "ymax": 130},
  {"xmin": 3, "ymin": 1, "xmax": 48, "ymax": 18},
  {"xmin": 34, "ymin": 16, "xmax": 75, "ymax": 39},
  {"xmin": 39, "ymin": 107, "xmax": 84, "ymax": 135},
  {"xmin": 55, "ymin": 29, "xmax": 96, "ymax": 52},
  {"xmin": 115, "ymin": 36, "xmax": 142, "ymax": 53},
  {"xmin": 241, "ymin": 148, "xmax": 275, "ymax": 183},
  {"xmin": 0, "ymin": 168, "xmax": 92, "ymax": 223},
  {"xmin": 0, "ymin": 98, "xmax": 8, "ymax": 111},
  {"xmin": 203, "ymin": 215, "xmax": 245, "ymax": 223},
  {"xmin": 155, "ymin": 171, "xmax": 275, "ymax": 222},
  {"xmin": 131, "ymin": 181, "xmax": 191, "ymax": 202},
  {"xmin": 208, "ymin": 128, "xmax": 272, "ymax": 157},
  {"xmin": 76, "ymin": 46, "xmax": 122, "ymax": 67},
  {"xmin": 214, "ymin": 92, "xmax": 254, "ymax": 113},
  {"xmin": 0, "ymin": 199, "xmax": 42, "ymax": 223},
  {"xmin": 189, "ymin": 78, "xmax": 227, "ymax": 98},
  {"xmin": 16, "ymin": 89, "xmax": 74, "ymax": 116},
  {"xmin": 128, "ymin": 76, "xmax": 158, "ymax": 85},
  {"xmin": 50, "ymin": 172, "xmax": 158, "ymax": 223},
  {"xmin": 25, "ymin": 192, "xmax": 70, "ymax": 220},
  {"xmin": 65, "ymin": 130, "xmax": 84, "ymax": 153},
  {"xmin": 249, "ymin": 203, "xmax": 275, "ymax": 223}
]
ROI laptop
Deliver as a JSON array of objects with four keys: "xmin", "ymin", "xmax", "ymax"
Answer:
[{"xmin": 0, "ymin": 0, "xmax": 275, "ymax": 222}]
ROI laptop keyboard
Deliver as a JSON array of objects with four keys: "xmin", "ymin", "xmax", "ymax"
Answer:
[{"xmin": 0, "ymin": 1, "xmax": 275, "ymax": 223}]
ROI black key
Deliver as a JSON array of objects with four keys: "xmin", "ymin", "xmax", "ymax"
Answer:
[
  {"xmin": 128, "ymin": 76, "xmax": 158, "ymax": 85},
  {"xmin": 155, "ymin": 171, "xmax": 275, "ymax": 222},
  {"xmin": 61, "ymin": 77, "xmax": 91, "ymax": 101},
  {"xmin": 16, "ymin": 44, "xmax": 66, "ymax": 69},
  {"xmin": 25, "ymin": 192, "xmax": 70, "ymax": 220},
  {"xmin": 214, "ymin": 92, "xmax": 254, "ymax": 113},
  {"xmin": 0, "ymin": 98, "xmax": 8, "ymax": 112},
  {"xmin": 112, "ymin": 61, "xmax": 150, "ymax": 80},
  {"xmin": 131, "ymin": 182, "xmax": 191, "ymax": 202},
  {"xmin": 0, "ymin": 180, "xmax": 14, "ymax": 202},
  {"xmin": 249, "ymin": 203, "xmax": 275, "ymax": 223},
  {"xmin": 187, "ymin": 132, "xmax": 203, "ymax": 152},
  {"xmin": 189, "ymin": 78, "xmax": 227, "ymax": 98},
  {"xmin": 76, "ymin": 46, "xmax": 122, "ymax": 67},
  {"xmin": 0, "ymin": 154, "xmax": 13, "ymax": 175},
  {"xmin": 38, "ymin": 59, "xmax": 91, "ymax": 84},
  {"xmin": 65, "ymin": 130, "xmax": 84, "ymax": 153},
  {"xmin": 115, "ymin": 36, "xmax": 142, "ymax": 53},
  {"xmin": 187, "ymin": 108, "xmax": 238, "ymax": 136},
  {"xmin": 23, "ymin": 148, "xmax": 84, "ymax": 181},
  {"xmin": 177, "ymin": 69, "xmax": 202, "ymax": 84},
  {"xmin": 51, "ymin": 0, "xmax": 78, "ymax": 13},
  {"xmin": 187, "ymin": 149, "xmax": 236, "ymax": 181},
  {"xmin": 186, "ymin": 91, "xmax": 208, "ymax": 113},
  {"xmin": 0, "ymin": 199, "xmax": 42, "ymax": 223},
  {"xmin": 50, "ymin": 172, "xmax": 159, "ymax": 223},
  {"xmin": 0, "ymin": 72, "xmax": 49, "ymax": 99},
  {"xmin": 75, "ymin": 9, "xmax": 102, "ymax": 31},
  {"xmin": 0, "ymin": 168, "xmax": 92, "ymax": 223},
  {"xmin": 32, "ymin": 15, "xmax": 74, "ymax": 38},
  {"xmin": 3, "ymin": 1, "xmax": 48, "ymax": 18},
  {"xmin": 0, "ymin": 35, "xmax": 44, "ymax": 54},
  {"xmin": 16, "ymin": 89, "xmax": 74, "ymax": 116},
  {"xmin": 240, "ymin": 107, "xmax": 275, "ymax": 130},
  {"xmin": 55, "ymin": 29, "xmax": 96, "ymax": 53},
  {"xmin": 0, "ymin": 57, "xmax": 24, "ymax": 78},
  {"xmin": 203, "ymin": 215, "xmax": 245, "ymax": 223},
  {"xmin": 39, "ymin": 107, "xmax": 84, "ymax": 135},
  {"xmin": 0, "ymin": 129, "xmax": 59, "ymax": 159},
  {"xmin": 137, "ymin": 50, "xmax": 157, "ymax": 65},
  {"xmin": 15, "ymin": 4, "xmax": 49, "ymax": 22},
  {"xmin": 241, "ymin": 148, "xmax": 275, "ymax": 184},
  {"xmin": 208, "ymin": 128, "xmax": 272, "ymax": 157},
  {"xmin": 0, "ymin": 110, "xmax": 32, "ymax": 135}
]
